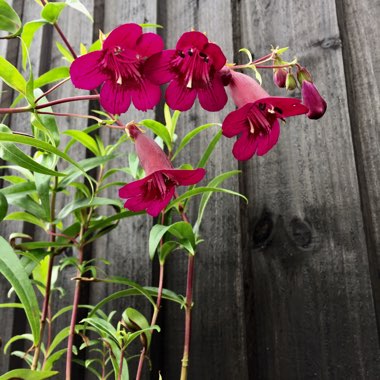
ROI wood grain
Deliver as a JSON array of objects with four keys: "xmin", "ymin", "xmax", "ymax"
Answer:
[
  {"xmin": 156, "ymin": 1, "xmax": 248, "ymax": 379},
  {"xmin": 237, "ymin": 0, "xmax": 380, "ymax": 378}
]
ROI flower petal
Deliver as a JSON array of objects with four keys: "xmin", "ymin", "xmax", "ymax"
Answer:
[
  {"xmin": 146, "ymin": 187, "xmax": 175, "ymax": 217},
  {"xmin": 130, "ymin": 79, "xmax": 161, "ymax": 111},
  {"xmin": 163, "ymin": 168, "xmax": 206, "ymax": 186},
  {"xmin": 263, "ymin": 97, "xmax": 309, "ymax": 118},
  {"xmin": 232, "ymin": 131, "xmax": 259, "ymax": 161},
  {"xmin": 165, "ymin": 79, "xmax": 197, "ymax": 111},
  {"xmin": 119, "ymin": 177, "xmax": 147, "ymax": 199},
  {"xmin": 103, "ymin": 23, "xmax": 142, "ymax": 50},
  {"xmin": 203, "ymin": 42, "xmax": 226, "ymax": 70},
  {"xmin": 100, "ymin": 80, "xmax": 131, "ymax": 114},
  {"xmin": 70, "ymin": 51, "xmax": 107, "ymax": 90},
  {"xmin": 256, "ymin": 120, "xmax": 280, "ymax": 156},
  {"xmin": 136, "ymin": 32, "xmax": 164, "ymax": 57},
  {"xmin": 144, "ymin": 50, "xmax": 176, "ymax": 84},
  {"xmin": 176, "ymin": 31, "xmax": 208, "ymax": 50},
  {"xmin": 197, "ymin": 75, "xmax": 228, "ymax": 112},
  {"xmin": 228, "ymin": 71, "xmax": 269, "ymax": 108},
  {"xmin": 222, "ymin": 104, "xmax": 251, "ymax": 138}
]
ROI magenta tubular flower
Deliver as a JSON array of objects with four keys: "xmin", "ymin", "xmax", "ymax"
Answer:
[
  {"xmin": 301, "ymin": 80, "xmax": 327, "ymax": 119},
  {"xmin": 145, "ymin": 31, "xmax": 228, "ymax": 112},
  {"xmin": 119, "ymin": 126, "xmax": 206, "ymax": 217},
  {"xmin": 222, "ymin": 97, "xmax": 308, "ymax": 160},
  {"xmin": 222, "ymin": 71, "xmax": 308, "ymax": 160},
  {"xmin": 70, "ymin": 23, "xmax": 164, "ymax": 115}
]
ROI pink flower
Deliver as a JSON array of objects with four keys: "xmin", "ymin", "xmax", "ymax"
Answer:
[
  {"xmin": 222, "ymin": 71, "xmax": 308, "ymax": 160},
  {"xmin": 145, "ymin": 31, "xmax": 228, "ymax": 112},
  {"xmin": 119, "ymin": 126, "xmax": 205, "ymax": 217},
  {"xmin": 301, "ymin": 80, "xmax": 327, "ymax": 120},
  {"xmin": 70, "ymin": 23, "xmax": 164, "ymax": 114}
]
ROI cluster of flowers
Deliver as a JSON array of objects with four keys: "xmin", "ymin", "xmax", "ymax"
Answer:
[{"xmin": 70, "ymin": 23, "xmax": 326, "ymax": 216}]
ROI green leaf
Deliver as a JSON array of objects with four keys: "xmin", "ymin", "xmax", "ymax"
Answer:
[
  {"xmin": 58, "ymin": 154, "xmax": 117, "ymax": 190},
  {"xmin": 81, "ymin": 317, "xmax": 119, "ymax": 345},
  {"xmin": 0, "ymin": 237, "xmax": 40, "ymax": 344},
  {"xmin": 46, "ymin": 324, "xmax": 84, "ymax": 357},
  {"xmin": 4, "ymin": 211, "xmax": 47, "ymax": 230},
  {"xmin": 56, "ymin": 41, "xmax": 74, "ymax": 62},
  {"xmin": 41, "ymin": 2, "xmax": 67, "ymax": 23},
  {"xmin": 0, "ymin": 125, "xmax": 63, "ymax": 176},
  {"xmin": 158, "ymin": 241, "xmax": 178, "ymax": 263},
  {"xmin": 239, "ymin": 48, "xmax": 253, "ymax": 64},
  {"xmin": 139, "ymin": 119, "xmax": 172, "ymax": 151},
  {"xmin": 149, "ymin": 221, "xmax": 196, "ymax": 260},
  {"xmin": 197, "ymin": 129, "xmax": 222, "ymax": 168},
  {"xmin": 66, "ymin": 0, "xmax": 93, "ymax": 22},
  {"xmin": 34, "ymin": 66, "xmax": 69, "ymax": 88},
  {"xmin": 193, "ymin": 170, "xmax": 242, "ymax": 234},
  {"xmin": 21, "ymin": 19, "xmax": 47, "ymax": 70},
  {"xmin": 0, "ymin": 191, "xmax": 8, "ymax": 222},
  {"xmin": 64, "ymin": 129, "xmax": 100, "ymax": 156},
  {"xmin": 57, "ymin": 197, "xmax": 122, "ymax": 220},
  {"xmin": 0, "ymin": 56, "xmax": 26, "ymax": 95},
  {"xmin": 172, "ymin": 123, "xmax": 220, "ymax": 160},
  {"xmin": 167, "ymin": 187, "xmax": 248, "ymax": 212},
  {"xmin": 4, "ymin": 333, "xmax": 34, "ymax": 354},
  {"xmin": 144, "ymin": 286, "xmax": 185, "ymax": 306},
  {"xmin": 0, "ymin": 130, "xmax": 89, "ymax": 178},
  {"xmin": 122, "ymin": 307, "xmax": 152, "ymax": 348},
  {"xmin": 44, "ymin": 348, "xmax": 67, "ymax": 371},
  {"xmin": 0, "ymin": 0, "xmax": 22, "ymax": 38},
  {"xmin": 32, "ymin": 106, "xmax": 60, "ymax": 147},
  {"xmin": 0, "ymin": 369, "xmax": 58, "ymax": 380}
]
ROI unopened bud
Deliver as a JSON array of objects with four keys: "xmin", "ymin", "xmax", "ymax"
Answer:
[
  {"xmin": 273, "ymin": 68, "xmax": 287, "ymax": 88},
  {"xmin": 301, "ymin": 80, "xmax": 327, "ymax": 119},
  {"xmin": 285, "ymin": 73, "xmax": 297, "ymax": 91},
  {"xmin": 297, "ymin": 67, "xmax": 312, "ymax": 84}
]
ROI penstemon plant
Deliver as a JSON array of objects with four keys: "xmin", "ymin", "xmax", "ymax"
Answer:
[{"xmin": 0, "ymin": 1, "xmax": 326, "ymax": 380}]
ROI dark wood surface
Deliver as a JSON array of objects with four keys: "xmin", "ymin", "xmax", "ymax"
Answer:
[{"xmin": 1, "ymin": 0, "xmax": 379, "ymax": 379}]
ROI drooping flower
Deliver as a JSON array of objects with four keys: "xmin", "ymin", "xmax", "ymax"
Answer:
[
  {"xmin": 144, "ymin": 31, "xmax": 228, "ymax": 112},
  {"xmin": 301, "ymin": 80, "xmax": 327, "ymax": 120},
  {"xmin": 222, "ymin": 70, "xmax": 308, "ymax": 160},
  {"xmin": 119, "ymin": 125, "xmax": 205, "ymax": 217},
  {"xmin": 70, "ymin": 23, "xmax": 164, "ymax": 115}
]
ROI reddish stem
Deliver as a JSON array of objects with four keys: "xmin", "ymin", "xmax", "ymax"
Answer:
[
  {"xmin": 135, "ymin": 263, "xmax": 165, "ymax": 380},
  {"xmin": 180, "ymin": 254, "xmax": 195, "ymax": 380},
  {"xmin": 65, "ymin": 245, "xmax": 85, "ymax": 380},
  {"xmin": 35, "ymin": 95, "xmax": 100, "ymax": 109},
  {"xmin": 35, "ymin": 78, "xmax": 71, "ymax": 103},
  {"xmin": 53, "ymin": 22, "xmax": 77, "ymax": 59},
  {"xmin": 117, "ymin": 349, "xmax": 125, "ymax": 380}
]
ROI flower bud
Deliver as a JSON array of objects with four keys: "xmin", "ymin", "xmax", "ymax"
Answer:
[
  {"xmin": 297, "ymin": 66, "xmax": 312, "ymax": 84},
  {"xmin": 285, "ymin": 72, "xmax": 297, "ymax": 91},
  {"xmin": 301, "ymin": 80, "xmax": 327, "ymax": 119},
  {"xmin": 273, "ymin": 68, "xmax": 287, "ymax": 88}
]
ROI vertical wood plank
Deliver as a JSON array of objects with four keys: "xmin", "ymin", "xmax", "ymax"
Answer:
[
  {"xmin": 87, "ymin": 2, "xmax": 157, "ymax": 379},
  {"xmin": 335, "ymin": 0, "xmax": 380, "ymax": 341},
  {"xmin": 156, "ymin": 1, "xmax": 248, "ymax": 379},
  {"xmin": 237, "ymin": 0, "xmax": 380, "ymax": 378}
]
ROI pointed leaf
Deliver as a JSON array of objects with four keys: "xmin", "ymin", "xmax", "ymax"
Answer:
[
  {"xmin": 0, "ymin": 369, "xmax": 58, "ymax": 380},
  {"xmin": 41, "ymin": 2, "xmax": 67, "ymax": 23},
  {"xmin": 0, "ymin": 0, "xmax": 22, "ymax": 38},
  {"xmin": 0, "ymin": 56, "xmax": 26, "ymax": 94},
  {"xmin": 0, "ymin": 237, "xmax": 40, "ymax": 343}
]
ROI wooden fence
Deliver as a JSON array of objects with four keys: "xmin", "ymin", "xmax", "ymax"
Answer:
[{"xmin": 0, "ymin": 0, "xmax": 379, "ymax": 379}]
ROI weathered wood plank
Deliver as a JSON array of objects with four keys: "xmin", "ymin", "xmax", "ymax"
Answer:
[
  {"xmin": 156, "ymin": 1, "xmax": 248, "ymax": 379},
  {"xmin": 335, "ymin": 0, "xmax": 380, "ymax": 341},
  {"xmin": 86, "ymin": 2, "xmax": 157, "ymax": 379},
  {"xmin": 237, "ymin": 0, "xmax": 380, "ymax": 378}
]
